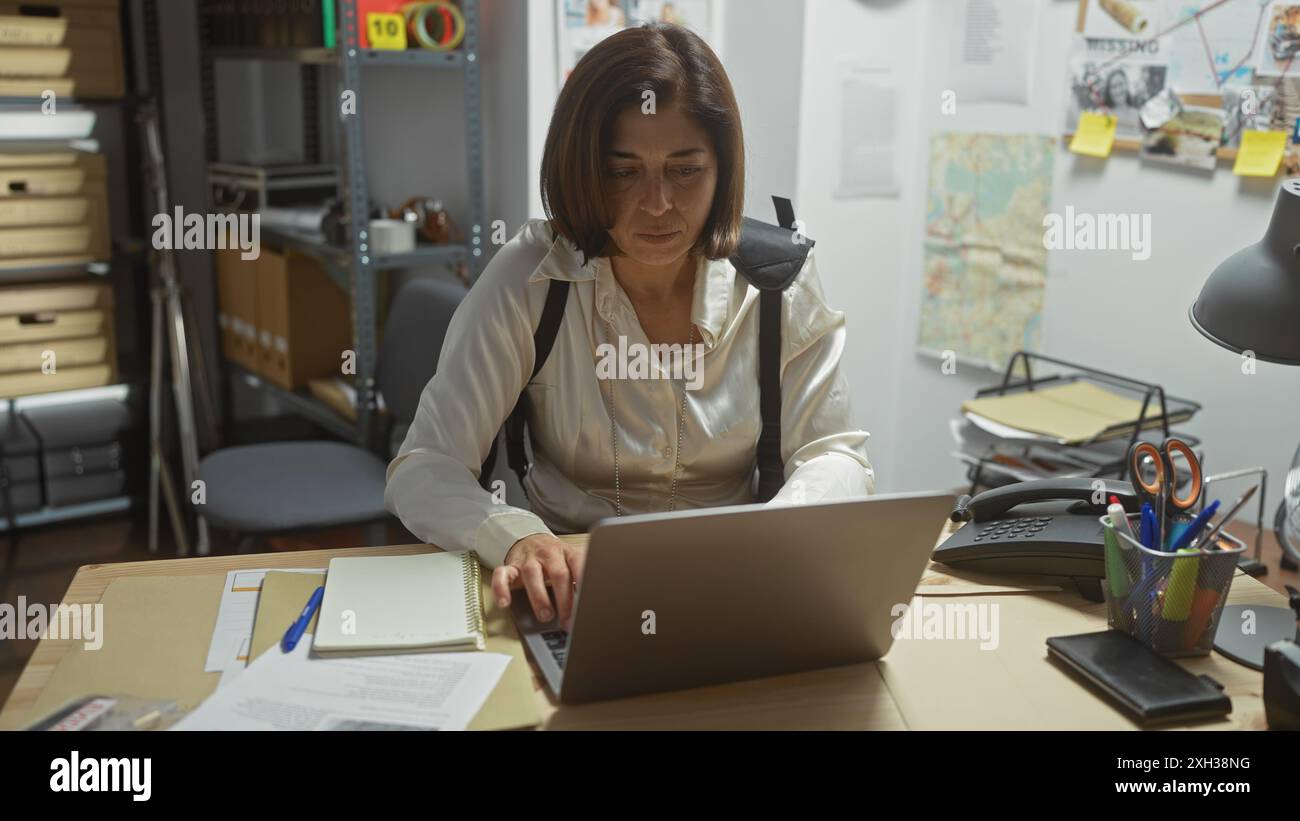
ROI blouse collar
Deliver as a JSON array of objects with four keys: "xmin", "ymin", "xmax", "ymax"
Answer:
[{"xmin": 526, "ymin": 220, "xmax": 733, "ymax": 351}]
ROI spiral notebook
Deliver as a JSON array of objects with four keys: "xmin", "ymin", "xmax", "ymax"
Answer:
[{"xmin": 312, "ymin": 552, "xmax": 486, "ymax": 656}]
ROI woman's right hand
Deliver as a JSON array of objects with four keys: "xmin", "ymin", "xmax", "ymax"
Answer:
[{"xmin": 491, "ymin": 533, "xmax": 586, "ymax": 630}]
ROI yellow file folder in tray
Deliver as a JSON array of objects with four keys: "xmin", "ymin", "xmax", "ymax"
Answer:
[{"xmin": 957, "ymin": 351, "xmax": 1202, "ymax": 492}]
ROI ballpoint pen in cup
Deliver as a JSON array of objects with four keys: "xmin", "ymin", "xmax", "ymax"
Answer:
[{"xmin": 1193, "ymin": 485, "xmax": 1258, "ymax": 551}]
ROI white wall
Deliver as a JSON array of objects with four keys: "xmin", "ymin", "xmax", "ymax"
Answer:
[
  {"xmin": 724, "ymin": 0, "xmax": 805, "ymax": 218},
  {"xmin": 526, "ymin": 0, "xmax": 558, "ymax": 220},
  {"xmin": 793, "ymin": 0, "xmax": 929, "ymax": 495}
]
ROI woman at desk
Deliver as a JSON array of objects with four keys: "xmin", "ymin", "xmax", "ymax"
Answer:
[{"xmin": 385, "ymin": 23, "xmax": 873, "ymax": 629}]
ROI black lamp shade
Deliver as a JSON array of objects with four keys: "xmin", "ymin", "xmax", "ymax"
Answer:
[{"xmin": 1190, "ymin": 178, "xmax": 1300, "ymax": 366}]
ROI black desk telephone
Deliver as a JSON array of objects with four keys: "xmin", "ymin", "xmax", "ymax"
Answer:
[{"xmin": 933, "ymin": 478, "xmax": 1140, "ymax": 583}]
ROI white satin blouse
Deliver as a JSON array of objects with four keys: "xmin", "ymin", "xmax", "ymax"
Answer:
[{"xmin": 384, "ymin": 219, "xmax": 875, "ymax": 568}]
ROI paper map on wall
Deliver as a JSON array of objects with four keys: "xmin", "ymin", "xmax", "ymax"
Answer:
[{"xmin": 918, "ymin": 133, "xmax": 1056, "ymax": 370}]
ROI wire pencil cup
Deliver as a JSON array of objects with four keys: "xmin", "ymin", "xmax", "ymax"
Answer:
[{"xmin": 1101, "ymin": 512, "xmax": 1244, "ymax": 657}]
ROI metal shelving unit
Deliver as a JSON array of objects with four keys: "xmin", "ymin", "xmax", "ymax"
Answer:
[
  {"xmin": 198, "ymin": 0, "xmax": 486, "ymax": 449},
  {"xmin": 207, "ymin": 46, "xmax": 337, "ymax": 64},
  {"xmin": 0, "ymin": 95, "xmax": 148, "ymax": 537},
  {"xmin": 0, "ymin": 497, "xmax": 132, "ymax": 532},
  {"xmin": 230, "ymin": 365, "xmax": 356, "ymax": 443}
]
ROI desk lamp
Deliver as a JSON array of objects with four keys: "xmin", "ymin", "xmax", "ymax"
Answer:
[
  {"xmin": 1190, "ymin": 177, "xmax": 1300, "ymax": 575},
  {"xmin": 1189, "ymin": 179, "xmax": 1300, "ymax": 716},
  {"xmin": 1190, "ymin": 178, "xmax": 1300, "ymax": 364}
]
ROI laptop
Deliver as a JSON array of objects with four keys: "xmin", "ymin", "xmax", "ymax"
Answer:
[{"xmin": 511, "ymin": 491, "xmax": 956, "ymax": 704}]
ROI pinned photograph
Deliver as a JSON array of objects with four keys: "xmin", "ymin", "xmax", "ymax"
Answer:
[
  {"xmin": 1222, "ymin": 79, "xmax": 1300, "ymax": 146},
  {"xmin": 1140, "ymin": 105, "xmax": 1226, "ymax": 170},
  {"xmin": 1066, "ymin": 59, "xmax": 1169, "ymax": 138},
  {"xmin": 1274, "ymin": 76, "xmax": 1300, "ymax": 128},
  {"xmin": 1140, "ymin": 87, "xmax": 1182, "ymax": 130},
  {"xmin": 1256, "ymin": 1, "xmax": 1300, "ymax": 76}
]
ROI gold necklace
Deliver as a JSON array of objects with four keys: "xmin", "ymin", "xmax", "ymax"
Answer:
[{"xmin": 601, "ymin": 318, "xmax": 695, "ymax": 517}]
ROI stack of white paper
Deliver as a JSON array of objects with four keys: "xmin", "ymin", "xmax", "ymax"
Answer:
[{"xmin": 174, "ymin": 639, "xmax": 511, "ymax": 731}]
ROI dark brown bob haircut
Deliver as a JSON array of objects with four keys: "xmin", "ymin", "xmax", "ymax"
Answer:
[{"xmin": 540, "ymin": 22, "xmax": 745, "ymax": 262}]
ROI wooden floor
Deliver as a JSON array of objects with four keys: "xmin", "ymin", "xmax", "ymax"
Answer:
[
  {"xmin": 1, "ymin": 507, "xmax": 1296, "ymax": 716},
  {"xmin": 0, "ymin": 507, "xmax": 416, "ymax": 710}
]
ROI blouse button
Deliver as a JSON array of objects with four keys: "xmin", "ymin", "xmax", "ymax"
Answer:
[{"xmin": 663, "ymin": 447, "xmax": 672, "ymax": 459}]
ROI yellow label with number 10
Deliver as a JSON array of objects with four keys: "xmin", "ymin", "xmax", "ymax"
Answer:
[{"xmin": 367, "ymin": 12, "xmax": 407, "ymax": 50}]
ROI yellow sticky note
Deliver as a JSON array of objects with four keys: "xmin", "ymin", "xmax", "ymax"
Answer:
[
  {"xmin": 367, "ymin": 12, "xmax": 407, "ymax": 50},
  {"xmin": 1069, "ymin": 112, "xmax": 1118, "ymax": 158},
  {"xmin": 1233, "ymin": 129, "xmax": 1288, "ymax": 177}
]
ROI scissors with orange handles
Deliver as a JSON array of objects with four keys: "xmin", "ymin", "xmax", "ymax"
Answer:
[{"xmin": 1128, "ymin": 437, "xmax": 1204, "ymax": 549}]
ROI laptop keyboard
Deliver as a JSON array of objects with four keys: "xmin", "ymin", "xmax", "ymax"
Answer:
[{"xmin": 541, "ymin": 629, "xmax": 569, "ymax": 668}]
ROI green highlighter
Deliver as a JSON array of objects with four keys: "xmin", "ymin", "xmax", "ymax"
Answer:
[
  {"xmin": 1160, "ymin": 548, "xmax": 1201, "ymax": 622},
  {"xmin": 1103, "ymin": 519, "xmax": 1130, "ymax": 598}
]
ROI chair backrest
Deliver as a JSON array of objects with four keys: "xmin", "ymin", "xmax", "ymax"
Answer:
[{"xmin": 376, "ymin": 277, "xmax": 469, "ymax": 426}]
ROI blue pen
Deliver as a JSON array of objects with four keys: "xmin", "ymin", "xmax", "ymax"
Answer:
[
  {"xmin": 1139, "ymin": 503, "xmax": 1156, "ymax": 549},
  {"xmin": 281, "ymin": 586, "xmax": 325, "ymax": 653},
  {"xmin": 1170, "ymin": 500, "xmax": 1220, "ymax": 552}
]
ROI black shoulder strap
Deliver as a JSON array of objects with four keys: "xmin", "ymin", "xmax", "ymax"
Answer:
[
  {"xmin": 730, "ymin": 196, "xmax": 812, "ymax": 502},
  {"xmin": 729, "ymin": 201, "xmax": 813, "ymax": 292},
  {"xmin": 485, "ymin": 196, "xmax": 811, "ymax": 502},
  {"xmin": 479, "ymin": 279, "xmax": 570, "ymax": 490}
]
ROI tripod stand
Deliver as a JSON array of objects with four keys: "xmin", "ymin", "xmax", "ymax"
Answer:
[{"xmin": 140, "ymin": 104, "xmax": 216, "ymax": 556}]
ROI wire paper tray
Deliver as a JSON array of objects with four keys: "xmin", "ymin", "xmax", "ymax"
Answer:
[{"xmin": 958, "ymin": 351, "xmax": 1203, "ymax": 494}]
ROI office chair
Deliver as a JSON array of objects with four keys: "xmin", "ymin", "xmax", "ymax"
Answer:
[{"xmin": 193, "ymin": 277, "xmax": 468, "ymax": 551}]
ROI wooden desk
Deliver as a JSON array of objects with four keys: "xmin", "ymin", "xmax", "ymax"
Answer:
[
  {"xmin": 0, "ymin": 527, "xmax": 1289, "ymax": 730},
  {"xmin": 0, "ymin": 536, "xmax": 906, "ymax": 731}
]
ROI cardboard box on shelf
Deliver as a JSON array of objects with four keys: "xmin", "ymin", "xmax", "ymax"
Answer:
[
  {"xmin": 0, "ymin": 224, "xmax": 91, "ymax": 257},
  {"xmin": 0, "ymin": 14, "xmax": 68, "ymax": 47},
  {"xmin": 0, "ymin": 164, "xmax": 85, "ymax": 196},
  {"xmin": 215, "ymin": 246, "xmax": 260, "ymax": 372},
  {"xmin": 0, "ymin": 279, "xmax": 111, "ymax": 313},
  {"xmin": 0, "ymin": 308, "xmax": 105, "ymax": 344},
  {"xmin": 0, "ymin": 152, "xmax": 110, "ymax": 264},
  {"xmin": 0, "ymin": 279, "xmax": 115, "ymax": 399},
  {"xmin": 0, "ymin": 362, "xmax": 114, "ymax": 398},
  {"xmin": 0, "ymin": 0, "xmax": 124, "ymax": 98},
  {"xmin": 255, "ymin": 249, "xmax": 351, "ymax": 391},
  {"xmin": 0, "ymin": 45, "xmax": 70, "ymax": 76},
  {"xmin": 0, "ymin": 196, "xmax": 90, "ymax": 227},
  {"xmin": 0, "ymin": 149, "xmax": 78, "ymax": 168},
  {"xmin": 0, "ymin": 76, "xmax": 72, "ymax": 96},
  {"xmin": 0, "ymin": 335, "xmax": 108, "ymax": 373}
]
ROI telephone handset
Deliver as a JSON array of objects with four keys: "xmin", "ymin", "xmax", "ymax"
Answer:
[
  {"xmin": 955, "ymin": 477, "xmax": 1140, "ymax": 523},
  {"xmin": 934, "ymin": 478, "xmax": 1141, "ymax": 584}
]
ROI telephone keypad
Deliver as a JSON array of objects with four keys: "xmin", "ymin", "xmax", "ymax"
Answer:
[{"xmin": 973, "ymin": 516, "xmax": 1051, "ymax": 541}]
